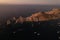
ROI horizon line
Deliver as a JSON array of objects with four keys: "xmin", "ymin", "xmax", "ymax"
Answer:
[{"xmin": 0, "ymin": 4, "xmax": 60, "ymax": 5}]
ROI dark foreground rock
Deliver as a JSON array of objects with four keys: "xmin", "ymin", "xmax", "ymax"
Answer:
[{"xmin": 0, "ymin": 19, "xmax": 59, "ymax": 40}]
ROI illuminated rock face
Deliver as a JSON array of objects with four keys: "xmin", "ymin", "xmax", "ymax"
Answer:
[
  {"xmin": 25, "ymin": 17, "xmax": 33, "ymax": 22},
  {"xmin": 28, "ymin": 9, "xmax": 60, "ymax": 21},
  {"xmin": 16, "ymin": 16, "xmax": 25, "ymax": 23},
  {"xmin": 45, "ymin": 8, "xmax": 60, "ymax": 15},
  {"xmin": 12, "ymin": 17, "xmax": 16, "ymax": 21},
  {"xmin": 13, "ymin": 8, "xmax": 60, "ymax": 23},
  {"xmin": 52, "ymin": 8, "xmax": 60, "ymax": 11},
  {"xmin": 45, "ymin": 8, "xmax": 60, "ymax": 20},
  {"xmin": 6, "ymin": 20, "xmax": 11, "ymax": 25}
]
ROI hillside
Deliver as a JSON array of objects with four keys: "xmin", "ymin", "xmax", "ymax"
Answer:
[
  {"xmin": 6, "ymin": 8, "xmax": 60, "ymax": 25},
  {"xmin": 15, "ymin": 8, "xmax": 60, "ymax": 23}
]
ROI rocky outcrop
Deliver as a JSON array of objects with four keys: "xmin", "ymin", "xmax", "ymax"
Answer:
[
  {"xmin": 25, "ymin": 8, "xmax": 60, "ymax": 22},
  {"xmin": 6, "ymin": 8, "xmax": 60, "ymax": 24},
  {"xmin": 16, "ymin": 16, "xmax": 25, "ymax": 23}
]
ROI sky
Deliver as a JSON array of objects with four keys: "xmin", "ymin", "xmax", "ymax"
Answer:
[{"xmin": 0, "ymin": 0, "xmax": 60, "ymax": 5}]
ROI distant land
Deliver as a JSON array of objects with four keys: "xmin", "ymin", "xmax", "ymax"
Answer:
[
  {"xmin": 0, "ymin": 5, "xmax": 60, "ymax": 24},
  {"xmin": 6, "ymin": 8, "xmax": 60, "ymax": 25}
]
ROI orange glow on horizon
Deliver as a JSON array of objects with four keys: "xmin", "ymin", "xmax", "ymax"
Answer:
[{"xmin": 0, "ymin": 0, "xmax": 59, "ymax": 5}]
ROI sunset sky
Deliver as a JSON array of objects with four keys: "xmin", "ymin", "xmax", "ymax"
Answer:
[{"xmin": 0, "ymin": 0, "xmax": 60, "ymax": 5}]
